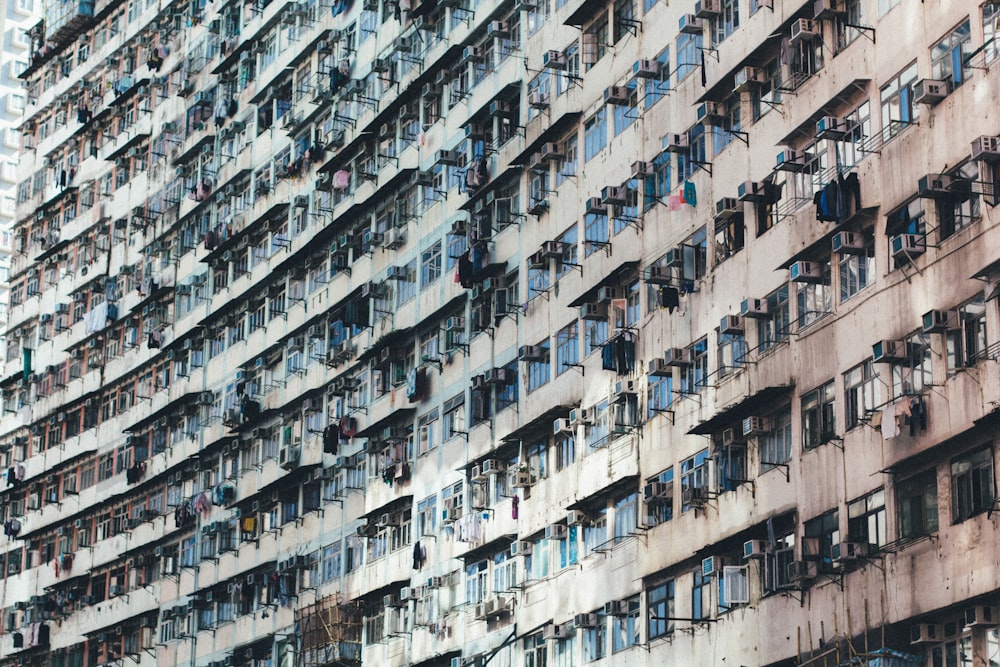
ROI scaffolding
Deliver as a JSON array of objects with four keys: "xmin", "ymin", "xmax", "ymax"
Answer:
[{"xmin": 296, "ymin": 594, "xmax": 363, "ymax": 667}]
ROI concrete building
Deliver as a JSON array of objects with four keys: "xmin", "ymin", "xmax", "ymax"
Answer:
[
  {"xmin": 2, "ymin": 0, "xmax": 1000, "ymax": 665},
  {"xmin": 0, "ymin": 0, "xmax": 36, "ymax": 361}
]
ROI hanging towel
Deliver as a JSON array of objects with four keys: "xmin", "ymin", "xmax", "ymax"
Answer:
[
  {"xmin": 881, "ymin": 403, "xmax": 899, "ymax": 440},
  {"xmin": 683, "ymin": 181, "xmax": 697, "ymax": 207}
]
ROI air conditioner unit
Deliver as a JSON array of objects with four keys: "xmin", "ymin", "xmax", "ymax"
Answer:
[
  {"xmin": 603, "ymin": 86, "xmax": 630, "ymax": 106},
  {"xmin": 742, "ymin": 416, "xmax": 770, "ymax": 436},
  {"xmin": 683, "ymin": 487, "xmax": 708, "ymax": 506},
  {"xmin": 831, "ymin": 541, "xmax": 868, "ymax": 563},
  {"xmin": 787, "ymin": 560, "xmax": 817, "ymax": 583},
  {"xmin": 972, "ymin": 136, "xmax": 1000, "ymax": 163},
  {"xmin": 461, "ymin": 46, "xmax": 483, "ymax": 64},
  {"xmin": 632, "ymin": 59, "xmax": 661, "ymax": 79},
  {"xmin": 789, "ymin": 260, "xmax": 823, "ymax": 283},
  {"xmin": 914, "ymin": 79, "xmax": 948, "ymax": 106},
  {"xmin": 545, "ymin": 524, "xmax": 567, "ymax": 540},
  {"xmin": 922, "ymin": 309, "xmax": 959, "ymax": 334},
  {"xmin": 540, "ymin": 142, "xmax": 564, "ymax": 160},
  {"xmin": 679, "ymin": 14, "xmax": 704, "ymax": 34},
  {"xmin": 737, "ymin": 180, "xmax": 764, "ymax": 202},
  {"xmin": 541, "ymin": 240, "xmax": 565, "ymax": 258},
  {"xmin": 733, "ymin": 66, "xmax": 763, "ymax": 93},
  {"xmin": 917, "ymin": 173, "xmax": 952, "ymax": 197},
  {"xmin": 574, "ymin": 613, "xmax": 598, "ymax": 628},
  {"xmin": 543, "ymin": 50, "xmax": 566, "ymax": 70},
  {"xmin": 528, "ymin": 91, "xmax": 549, "ymax": 109},
  {"xmin": 662, "ymin": 133, "xmax": 689, "ymax": 153},
  {"xmin": 715, "ymin": 197, "xmax": 740, "ymax": 219},
  {"xmin": 790, "ymin": 18, "xmax": 818, "ymax": 43},
  {"xmin": 695, "ymin": 0, "xmax": 721, "ymax": 16},
  {"xmin": 965, "ymin": 605, "xmax": 1000, "ymax": 627},
  {"xmin": 383, "ymin": 593, "xmax": 401, "ymax": 608},
  {"xmin": 542, "ymin": 623, "xmax": 568, "ymax": 641},
  {"xmin": 435, "ymin": 149, "xmax": 459, "ymax": 166},
  {"xmin": 567, "ymin": 408, "xmax": 590, "ymax": 427},
  {"xmin": 701, "ymin": 556, "xmax": 718, "ymax": 576},
  {"xmin": 553, "ymin": 417, "xmax": 573, "ymax": 434},
  {"xmin": 720, "ymin": 314, "xmax": 743, "ymax": 335},
  {"xmin": 832, "ymin": 231, "xmax": 864, "ymax": 254},
  {"xmin": 815, "ymin": 115, "xmax": 846, "ymax": 140},
  {"xmin": 813, "ymin": 0, "xmax": 845, "ymax": 19},
  {"xmin": 776, "ymin": 149, "xmax": 806, "ymax": 171},
  {"xmin": 890, "ymin": 233, "xmax": 926, "ymax": 259},
  {"xmin": 643, "ymin": 481, "xmax": 669, "ymax": 503},
  {"xmin": 910, "ymin": 623, "xmax": 945, "ymax": 645},
  {"xmin": 743, "ymin": 539, "xmax": 767, "ymax": 559},
  {"xmin": 567, "ymin": 510, "xmax": 587, "ymax": 525},
  {"xmin": 585, "ymin": 197, "xmax": 607, "ymax": 214},
  {"xmin": 519, "ymin": 345, "xmax": 544, "ymax": 361},
  {"xmin": 698, "ymin": 101, "xmax": 725, "ymax": 124},
  {"xmin": 872, "ymin": 339, "xmax": 908, "ymax": 363},
  {"xmin": 663, "ymin": 348, "xmax": 691, "ymax": 367},
  {"xmin": 647, "ymin": 357, "xmax": 672, "ymax": 377},
  {"xmin": 489, "ymin": 100, "xmax": 511, "ymax": 117},
  {"xmin": 604, "ymin": 600, "xmax": 629, "ymax": 616},
  {"xmin": 510, "ymin": 540, "xmax": 532, "ymax": 557},
  {"xmin": 644, "ymin": 266, "xmax": 672, "ymax": 284}
]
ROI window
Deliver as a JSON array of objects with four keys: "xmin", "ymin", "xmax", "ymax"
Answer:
[
  {"xmin": 442, "ymin": 395, "xmax": 465, "ymax": 442},
  {"xmin": 613, "ymin": 492, "xmax": 638, "ymax": 538},
  {"xmin": 644, "ymin": 48, "xmax": 671, "ymax": 106},
  {"xmin": 675, "ymin": 31, "xmax": 703, "ymax": 82},
  {"xmin": 938, "ymin": 161, "xmax": 981, "ymax": 240},
  {"xmin": 759, "ymin": 408, "xmax": 792, "ymax": 473},
  {"xmin": 847, "ymin": 489, "xmax": 886, "ymax": 549},
  {"xmin": 896, "ymin": 469, "xmax": 939, "ymax": 538},
  {"xmin": 796, "ymin": 261, "xmax": 832, "ymax": 329},
  {"xmin": 526, "ymin": 340, "xmax": 551, "ymax": 392},
  {"xmin": 951, "ymin": 446, "xmax": 995, "ymax": 522},
  {"xmin": 554, "ymin": 225, "xmax": 578, "ymax": 281},
  {"xmin": 947, "ymin": 295, "xmax": 988, "ymax": 370},
  {"xmin": 757, "ymin": 285, "xmax": 790, "ymax": 353},
  {"xmin": 844, "ymin": 360, "xmax": 878, "ymax": 430},
  {"xmin": 804, "ymin": 510, "xmax": 839, "ymax": 573},
  {"xmin": 930, "ymin": 20, "xmax": 971, "ymax": 88},
  {"xmin": 801, "ymin": 381, "xmax": 836, "ymax": 450},
  {"xmin": 984, "ymin": 3, "xmax": 1000, "ymax": 66},
  {"xmin": 553, "ymin": 635, "xmax": 576, "ymax": 667},
  {"xmin": 584, "ymin": 108, "xmax": 607, "ymax": 161},
  {"xmin": 647, "ymin": 579, "xmax": 674, "ymax": 639},
  {"xmin": 838, "ymin": 229, "xmax": 875, "ymax": 302},
  {"xmin": 612, "ymin": 0, "xmax": 635, "ymax": 42},
  {"xmin": 713, "ymin": 213, "xmax": 745, "ymax": 264},
  {"xmin": 879, "ymin": 63, "xmax": 919, "ymax": 141},
  {"xmin": 612, "ymin": 83, "xmax": 638, "ymax": 136},
  {"xmin": 583, "ymin": 211, "xmax": 609, "ymax": 257},
  {"xmin": 555, "ymin": 321, "xmax": 579, "ymax": 375},
  {"xmin": 582, "ymin": 609, "xmax": 607, "ymax": 661},
  {"xmin": 555, "ymin": 134, "xmax": 578, "ymax": 186},
  {"xmin": 647, "ymin": 372, "xmax": 673, "ymax": 418},
  {"xmin": 611, "ymin": 595, "xmax": 640, "ymax": 652},
  {"xmin": 680, "ymin": 449, "xmax": 709, "ymax": 512},
  {"xmin": 680, "ymin": 338, "xmax": 708, "ymax": 395},
  {"xmin": 890, "ymin": 331, "xmax": 932, "ymax": 397},
  {"xmin": 887, "ymin": 199, "xmax": 926, "ymax": 270},
  {"xmin": 717, "ymin": 328, "xmax": 747, "ymax": 379},
  {"xmin": 417, "ymin": 411, "xmax": 438, "ymax": 455},
  {"xmin": 555, "ymin": 432, "xmax": 575, "ymax": 471},
  {"xmin": 691, "ymin": 569, "xmax": 711, "ymax": 621},
  {"xmin": 524, "ymin": 632, "xmax": 547, "ymax": 667},
  {"xmin": 709, "ymin": 0, "xmax": 739, "ymax": 46},
  {"xmin": 644, "ymin": 468, "xmax": 673, "ymax": 526},
  {"xmin": 644, "ymin": 151, "xmax": 671, "ymax": 211},
  {"xmin": 420, "ymin": 241, "xmax": 442, "ymax": 287}
]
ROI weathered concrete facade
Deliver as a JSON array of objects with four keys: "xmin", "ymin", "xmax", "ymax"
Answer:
[{"xmin": 2, "ymin": 0, "xmax": 1000, "ymax": 665}]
